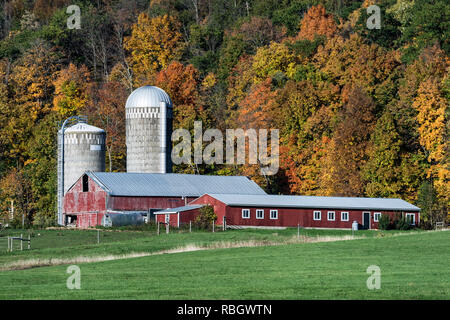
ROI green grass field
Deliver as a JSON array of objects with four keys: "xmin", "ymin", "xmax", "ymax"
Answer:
[
  {"xmin": 0, "ymin": 228, "xmax": 448, "ymax": 299},
  {"xmin": 0, "ymin": 227, "xmax": 396, "ymax": 266}
]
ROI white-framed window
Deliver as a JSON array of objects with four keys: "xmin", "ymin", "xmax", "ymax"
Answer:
[
  {"xmin": 406, "ymin": 213, "xmax": 416, "ymax": 225},
  {"xmin": 270, "ymin": 210, "xmax": 278, "ymax": 220},
  {"xmin": 256, "ymin": 209, "xmax": 264, "ymax": 219},
  {"xmin": 341, "ymin": 212, "xmax": 349, "ymax": 221},
  {"xmin": 374, "ymin": 212, "xmax": 381, "ymax": 222},
  {"xmin": 313, "ymin": 211, "xmax": 321, "ymax": 221},
  {"xmin": 242, "ymin": 209, "xmax": 250, "ymax": 219},
  {"xmin": 327, "ymin": 211, "xmax": 335, "ymax": 221}
]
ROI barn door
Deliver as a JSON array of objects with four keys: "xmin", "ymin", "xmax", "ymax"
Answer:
[{"xmin": 362, "ymin": 212, "xmax": 370, "ymax": 230}]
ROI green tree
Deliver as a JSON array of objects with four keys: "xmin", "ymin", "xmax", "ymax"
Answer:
[
  {"xmin": 194, "ymin": 205, "xmax": 217, "ymax": 229},
  {"xmin": 363, "ymin": 111, "xmax": 403, "ymax": 198}
]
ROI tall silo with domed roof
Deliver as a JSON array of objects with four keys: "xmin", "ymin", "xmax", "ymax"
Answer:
[
  {"xmin": 125, "ymin": 85, "xmax": 173, "ymax": 173},
  {"xmin": 61, "ymin": 122, "xmax": 106, "ymax": 193}
]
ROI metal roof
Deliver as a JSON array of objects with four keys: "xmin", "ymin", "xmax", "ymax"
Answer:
[
  {"xmin": 125, "ymin": 85, "xmax": 173, "ymax": 109},
  {"xmin": 205, "ymin": 194, "xmax": 420, "ymax": 212},
  {"xmin": 85, "ymin": 172, "xmax": 267, "ymax": 197},
  {"xmin": 154, "ymin": 205, "xmax": 204, "ymax": 214}
]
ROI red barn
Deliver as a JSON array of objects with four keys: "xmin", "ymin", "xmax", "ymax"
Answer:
[
  {"xmin": 187, "ymin": 193, "xmax": 421, "ymax": 230},
  {"xmin": 63, "ymin": 172, "xmax": 266, "ymax": 228}
]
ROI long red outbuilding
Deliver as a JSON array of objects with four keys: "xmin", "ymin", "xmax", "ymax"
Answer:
[{"xmin": 159, "ymin": 193, "xmax": 421, "ymax": 230}]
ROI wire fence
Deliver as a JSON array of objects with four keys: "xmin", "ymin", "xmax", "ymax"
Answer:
[{"xmin": 0, "ymin": 221, "xmax": 229, "ymax": 254}]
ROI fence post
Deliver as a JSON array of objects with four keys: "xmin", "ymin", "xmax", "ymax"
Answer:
[
  {"xmin": 10, "ymin": 237, "xmax": 13, "ymax": 252},
  {"xmin": 7, "ymin": 237, "xmax": 9, "ymax": 252},
  {"xmin": 166, "ymin": 222, "xmax": 169, "ymax": 234},
  {"xmin": 28, "ymin": 234, "xmax": 31, "ymax": 250},
  {"xmin": 157, "ymin": 222, "xmax": 160, "ymax": 235},
  {"xmin": 212, "ymin": 221, "xmax": 215, "ymax": 233},
  {"xmin": 223, "ymin": 216, "xmax": 225, "ymax": 231},
  {"xmin": 189, "ymin": 221, "xmax": 192, "ymax": 233},
  {"xmin": 297, "ymin": 224, "xmax": 300, "ymax": 239},
  {"xmin": 20, "ymin": 234, "xmax": 23, "ymax": 251},
  {"xmin": 97, "ymin": 230, "xmax": 100, "ymax": 244}
]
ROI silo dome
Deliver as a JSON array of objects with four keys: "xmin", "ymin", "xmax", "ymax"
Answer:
[
  {"xmin": 125, "ymin": 86, "xmax": 173, "ymax": 109},
  {"xmin": 125, "ymin": 85, "xmax": 173, "ymax": 174},
  {"xmin": 59, "ymin": 122, "xmax": 106, "ymax": 194}
]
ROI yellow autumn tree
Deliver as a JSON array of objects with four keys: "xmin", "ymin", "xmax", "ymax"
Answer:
[
  {"xmin": 412, "ymin": 78, "xmax": 449, "ymax": 203},
  {"xmin": 53, "ymin": 63, "xmax": 91, "ymax": 117},
  {"xmin": 125, "ymin": 13, "xmax": 184, "ymax": 86},
  {"xmin": 251, "ymin": 41, "xmax": 295, "ymax": 83}
]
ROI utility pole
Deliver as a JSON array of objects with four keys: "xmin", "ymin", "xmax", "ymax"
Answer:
[{"xmin": 10, "ymin": 200, "xmax": 14, "ymax": 220}]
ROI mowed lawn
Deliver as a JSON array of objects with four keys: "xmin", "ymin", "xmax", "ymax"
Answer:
[{"xmin": 0, "ymin": 230, "xmax": 448, "ymax": 299}]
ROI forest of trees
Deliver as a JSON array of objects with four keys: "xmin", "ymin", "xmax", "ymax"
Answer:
[{"xmin": 0, "ymin": 0, "xmax": 448, "ymax": 227}]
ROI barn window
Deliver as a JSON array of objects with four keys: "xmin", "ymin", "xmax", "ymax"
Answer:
[
  {"xmin": 82, "ymin": 175, "xmax": 89, "ymax": 192},
  {"xmin": 374, "ymin": 212, "xmax": 381, "ymax": 222},
  {"xmin": 242, "ymin": 209, "xmax": 250, "ymax": 219},
  {"xmin": 406, "ymin": 213, "xmax": 415, "ymax": 225},
  {"xmin": 313, "ymin": 211, "xmax": 321, "ymax": 221},
  {"xmin": 270, "ymin": 210, "xmax": 278, "ymax": 220},
  {"xmin": 341, "ymin": 212, "xmax": 349, "ymax": 221},
  {"xmin": 327, "ymin": 211, "xmax": 335, "ymax": 221},
  {"xmin": 256, "ymin": 209, "xmax": 264, "ymax": 219}
]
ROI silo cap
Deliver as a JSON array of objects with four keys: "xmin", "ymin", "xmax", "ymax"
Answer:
[
  {"xmin": 64, "ymin": 123, "xmax": 105, "ymax": 133},
  {"xmin": 125, "ymin": 85, "xmax": 173, "ymax": 109}
]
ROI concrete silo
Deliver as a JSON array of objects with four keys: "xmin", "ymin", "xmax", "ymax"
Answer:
[
  {"xmin": 125, "ymin": 86, "xmax": 173, "ymax": 173},
  {"xmin": 57, "ymin": 121, "xmax": 106, "ymax": 224},
  {"xmin": 59, "ymin": 122, "xmax": 106, "ymax": 194}
]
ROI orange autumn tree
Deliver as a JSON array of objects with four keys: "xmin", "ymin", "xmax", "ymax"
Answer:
[
  {"xmin": 322, "ymin": 86, "xmax": 376, "ymax": 196},
  {"xmin": 276, "ymin": 79, "xmax": 339, "ymax": 195},
  {"xmin": 297, "ymin": 4, "xmax": 337, "ymax": 41},
  {"xmin": 85, "ymin": 81, "xmax": 128, "ymax": 172},
  {"xmin": 125, "ymin": 13, "xmax": 184, "ymax": 86},
  {"xmin": 234, "ymin": 78, "xmax": 278, "ymax": 188},
  {"xmin": 155, "ymin": 61, "xmax": 208, "ymax": 131}
]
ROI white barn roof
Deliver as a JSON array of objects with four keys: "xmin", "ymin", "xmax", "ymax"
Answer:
[
  {"xmin": 154, "ymin": 205, "xmax": 204, "ymax": 214},
  {"xmin": 205, "ymin": 194, "xmax": 420, "ymax": 212},
  {"xmin": 84, "ymin": 172, "xmax": 266, "ymax": 197}
]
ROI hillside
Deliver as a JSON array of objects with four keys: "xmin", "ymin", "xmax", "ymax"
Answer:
[{"xmin": 0, "ymin": 0, "xmax": 448, "ymax": 227}]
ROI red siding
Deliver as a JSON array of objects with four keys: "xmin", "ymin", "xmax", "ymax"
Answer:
[
  {"xmin": 64, "ymin": 176, "xmax": 107, "ymax": 214},
  {"xmin": 107, "ymin": 196, "xmax": 195, "ymax": 211},
  {"xmin": 155, "ymin": 213, "xmax": 179, "ymax": 227},
  {"xmin": 189, "ymin": 194, "xmax": 228, "ymax": 225},
  {"xmin": 155, "ymin": 208, "xmax": 203, "ymax": 227},
  {"xmin": 77, "ymin": 213, "xmax": 104, "ymax": 228}
]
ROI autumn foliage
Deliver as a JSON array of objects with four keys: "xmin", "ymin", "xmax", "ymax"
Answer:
[
  {"xmin": 0, "ymin": 1, "xmax": 448, "ymax": 225},
  {"xmin": 297, "ymin": 4, "xmax": 337, "ymax": 41}
]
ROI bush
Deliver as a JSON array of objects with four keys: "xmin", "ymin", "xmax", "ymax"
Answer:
[
  {"xmin": 194, "ymin": 205, "xmax": 217, "ymax": 230},
  {"xmin": 393, "ymin": 213, "xmax": 412, "ymax": 230},
  {"xmin": 378, "ymin": 214, "xmax": 392, "ymax": 230},
  {"xmin": 32, "ymin": 212, "xmax": 57, "ymax": 229}
]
